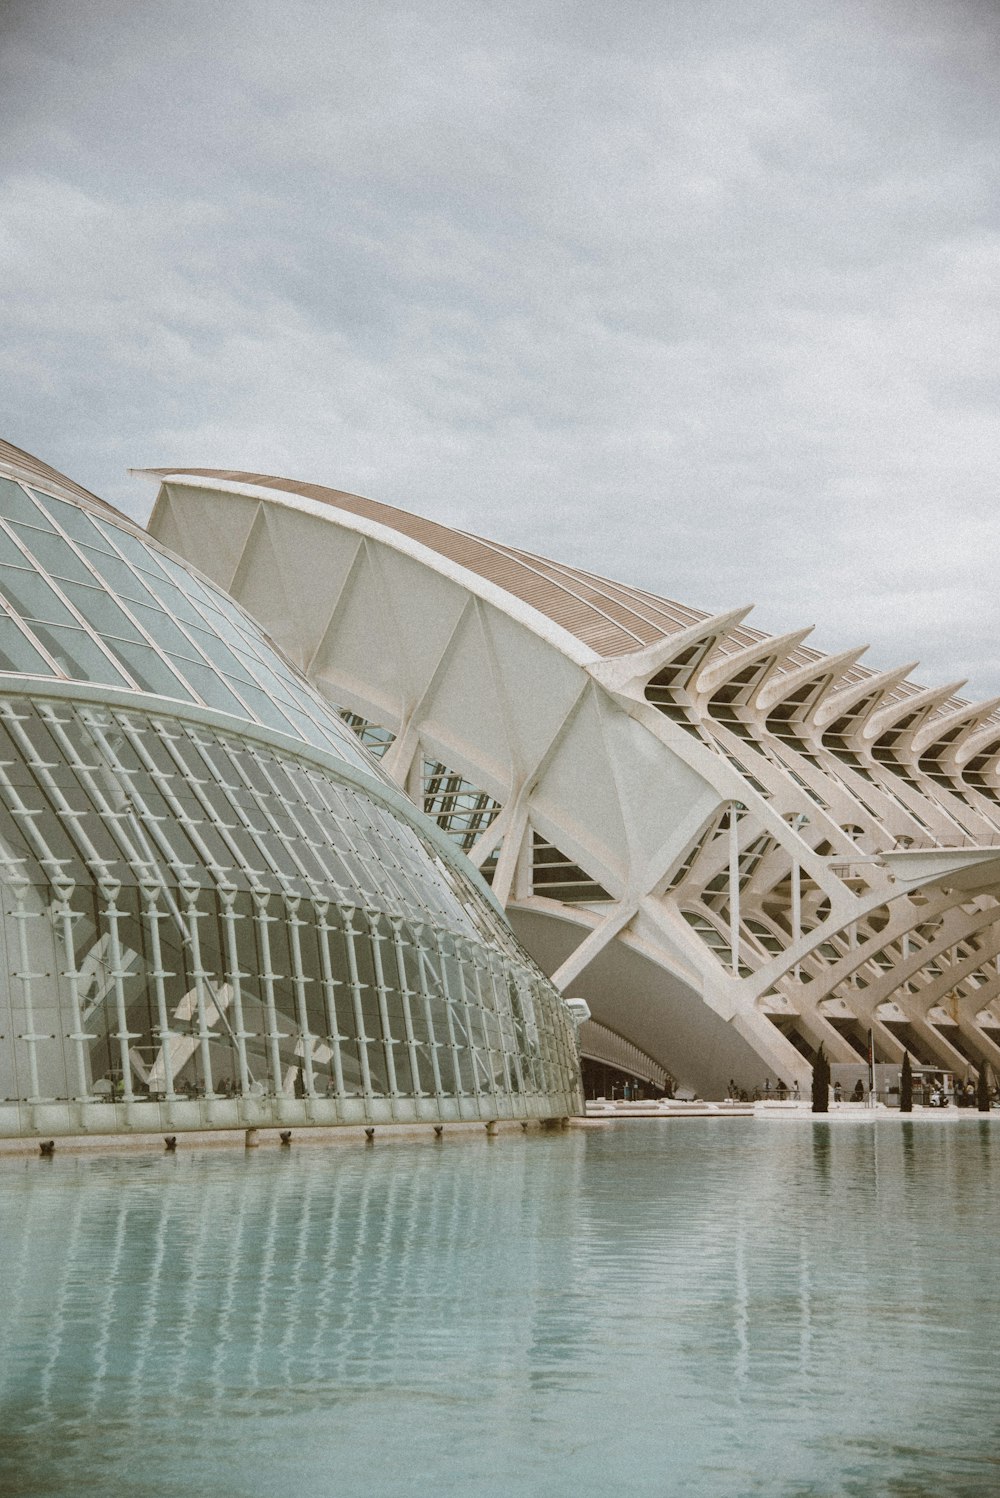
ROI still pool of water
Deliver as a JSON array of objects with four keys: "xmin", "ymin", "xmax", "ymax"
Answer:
[{"xmin": 1, "ymin": 1119, "xmax": 999, "ymax": 1497}]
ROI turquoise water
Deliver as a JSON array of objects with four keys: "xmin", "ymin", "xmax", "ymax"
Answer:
[{"xmin": 2, "ymin": 1120, "xmax": 999, "ymax": 1497}]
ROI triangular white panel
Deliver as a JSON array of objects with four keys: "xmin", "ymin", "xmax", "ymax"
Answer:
[
  {"xmin": 308, "ymin": 542, "xmax": 405, "ymax": 713},
  {"xmin": 596, "ymin": 698, "xmax": 719, "ymax": 874},
  {"xmin": 160, "ymin": 485, "xmax": 259, "ymax": 592},
  {"xmin": 265, "ymin": 507, "xmax": 366, "ymax": 671},
  {"xmin": 225, "ymin": 505, "xmax": 300, "ymax": 655},
  {"xmin": 416, "ymin": 605, "xmax": 512, "ymax": 789},
  {"xmin": 365, "ymin": 545, "xmax": 469, "ymax": 706},
  {"xmin": 480, "ymin": 606, "xmax": 587, "ymax": 777},
  {"xmin": 531, "ymin": 686, "xmax": 630, "ymax": 883}
]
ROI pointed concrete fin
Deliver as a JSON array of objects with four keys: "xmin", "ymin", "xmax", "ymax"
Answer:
[
  {"xmin": 755, "ymin": 645, "xmax": 868, "ymax": 716},
  {"xmin": 954, "ymin": 716, "xmax": 1000, "ymax": 770},
  {"xmin": 912, "ymin": 697, "xmax": 1000, "ymax": 758},
  {"xmin": 910, "ymin": 692, "xmax": 999, "ymax": 754},
  {"xmin": 586, "ymin": 606, "xmax": 754, "ymax": 694},
  {"xmin": 694, "ymin": 627, "xmax": 814, "ymax": 699},
  {"xmin": 813, "ymin": 661, "xmax": 920, "ymax": 731},
  {"xmin": 862, "ymin": 680, "xmax": 968, "ymax": 744}
]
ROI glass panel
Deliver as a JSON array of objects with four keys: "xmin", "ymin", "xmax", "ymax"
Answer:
[
  {"xmin": 101, "ymin": 640, "xmax": 193, "ymax": 700},
  {"xmin": 0, "ymin": 478, "xmax": 56, "ymax": 529},
  {"xmin": 165, "ymin": 659, "xmax": 247, "ymax": 716},
  {"xmin": 183, "ymin": 625, "xmax": 245, "ymax": 678},
  {"xmin": 197, "ymin": 598, "xmax": 259, "ymax": 652},
  {"xmin": 60, "ymin": 582, "xmax": 146, "ymax": 642},
  {"xmin": 138, "ymin": 573, "xmax": 209, "ymax": 628},
  {"xmin": 156, "ymin": 555, "xmax": 218, "ymax": 610},
  {"xmin": 96, "ymin": 522, "xmax": 170, "ymax": 576},
  {"xmin": 10, "ymin": 526, "xmax": 94, "ymax": 583},
  {"xmin": 33, "ymin": 492, "xmax": 110, "ymax": 544},
  {"xmin": 28, "ymin": 624, "xmax": 129, "ymax": 685},
  {"xmin": 0, "ymin": 616, "xmax": 53, "ymax": 674},
  {"xmin": 79, "ymin": 548, "xmax": 152, "ymax": 604},
  {"xmin": 0, "ymin": 570, "xmax": 77, "ymax": 626},
  {"xmin": 224, "ymin": 679, "xmax": 295, "ymax": 736},
  {"xmin": 0, "ymin": 527, "xmax": 33, "ymax": 566},
  {"xmin": 127, "ymin": 601, "xmax": 202, "ymax": 658}
]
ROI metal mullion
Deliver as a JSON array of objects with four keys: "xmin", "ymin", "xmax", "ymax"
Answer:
[
  {"xmin": 439, "ymin": 928, "xmax": 481, "ymax": 1101},
  {"xmin": 4, "ymin": 866, "xmax": 45, "ymax": 1100},
  {"xmin": 297, "ymin": 828, "xmax": 340, "ymax": 889},
  {"xmin": 216, "ymin": 885, "xmax": 252, "ymax": 1094},
  {"xmin": 39, "ymin": 705, "xmax": 151, "ymax": 875},
  {"xmin": 205, "ymin": 768, "xmax": 286, "ymax": 892},
  {"xmin": 374, "ymin": 831, "xmax": 426, "ymax": 911},
  {"xmin": 98, "ymin": 877, "xmax": 140, "ymax": 1101},
  {"xmin": 221, "ymin": 747, "xmax": 308, "ymax": 890},
  {"xmin": 529, "ymin": 971, "xmax": 559, "ymax": 1094},
  {"xmin": 139, "ymin": 882, "xmax": 179, "ymax": 1099},
  {"xmin": 116, "ymin": 718, "xmax": 226, "ymax": 882},
  {"xmin": 487, "ymin": 952, "xmax": 523, "ymax": 1095},
  {"xmin": 253, "ymin": 769, "xmax": 338, "ymax": 886},
  {"xmin": 412, "ymin": 927, "xmax": 446, "ymax": 1099},
  {"xmin": 541, "ymin": 980, "xmax": 567, "ymax": 1096},
  {"xmin": 0, "ymin": 752, "xmax": 73, "ymax": 887},
  {"xmin": 465, "ymin": 942, "xmax": 502, "ymax": 1104},
  {"xmin": 179, "ymin": 882, "xmax": 216, "ymax": 1097},
  {"xmin": 366, "ymin": 910, "xmax": 399, "ymax": 1097},
  {"xmin": 162, "ymin": 726, "xmax": 268, "ymax": 886},
  {"xmin": 389, "ymin": 917, "xmax": 423, "ymax": 1095},
  {"xmin": 512, "ymin": 971, "xmax": 540, "ymax": 1093},
  {"xmin": 341, "ymin": 907, "xmax": 374, "ymax": 1096},
  {"xmin": 552, "ymin": 984, "xmax": 576, "ymax": 1097},
  {"xmin": 209, "ymin": 630, "xmax": 300, "ymax": 718},
  {"xmin": 285, "ymin": 894, "xmax": 317, "ymax": 1096},
  {"xmin": 515, "ymin": 967, "xmax": 543, "ymax": 1095},
  {"xmin": 304, "ymin": 811, "xmax": 356, "ymax": 900},
  {"xmin": 0, "ymin": 705, "xmax": 111, "ymax": 874},
  {"xmin": 150, "ymin": 726, "xmax": 249, "ymax": 879},
  {"xmin": 245, "ymin": 750, "xmax": 327, "ymax": 885},
  {"xmin": 82, "ymin": 715, "xmax": 196, "ymax": 931},
  {"xmin": 313, "ymin": 900, "xmax": 346, "ymax": 1097},
  {"xmin": 51, "ymin": 878, "xmax": 94, "ymax": 1099},
  {"xmin": 430, "ymin": 926, "xmax": 468, "ymax": 1097},
  {"xmin": 252, "ymin": 890, "xmax": 288, "ymax": 1095},
  {"xmin": 90, "ymin": 716, "xmax": 203, "ymax": 934}
]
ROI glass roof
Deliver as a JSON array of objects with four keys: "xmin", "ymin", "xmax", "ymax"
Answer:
[{"xmin": 0, "ymin": 473, "xmax": 378, "ymax": 777}]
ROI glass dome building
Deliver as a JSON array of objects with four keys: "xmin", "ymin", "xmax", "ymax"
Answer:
[{"xmin": 0, "ymin": 440, "xmax": 582, "ymax": 1138}]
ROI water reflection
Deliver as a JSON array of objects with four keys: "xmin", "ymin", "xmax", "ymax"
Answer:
[
  {"xmin": 811, "ymin": 1120, "xmax": 831, "ymax": 1187},
  {"xmin": 2, "ymin": 1121, "xmax": 1000, "ymax": 1496}
]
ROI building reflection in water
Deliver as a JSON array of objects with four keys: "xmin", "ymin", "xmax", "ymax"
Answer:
[{"xmin": 3, "ymin": 1122, "xmax": 1000, "ymax": 1497}]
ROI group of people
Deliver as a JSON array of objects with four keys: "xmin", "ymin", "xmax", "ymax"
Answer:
[
  {"xmin": 832, "ymin": 1079, "xmax": 866, "ymax": 1103},
  {"xmin": 727, "ymin": 1078, "xmax": 801, "ymax": 1102}
]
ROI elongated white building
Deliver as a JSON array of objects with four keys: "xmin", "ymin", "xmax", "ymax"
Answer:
[
  {"xmin": 147, "ymin": 467, "xmax": 1000, "ymax": 1097},
  {"xmin": 0, "ymin": 441, "xmax": 582, "ymax": 1138}
]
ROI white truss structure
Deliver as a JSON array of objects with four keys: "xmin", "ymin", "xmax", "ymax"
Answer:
[{"xmin": 146, "ymin": 468, "xmax": 1000, "ymax": 1096}]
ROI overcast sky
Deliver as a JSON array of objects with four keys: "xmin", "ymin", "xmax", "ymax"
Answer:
[{"xmin": 2, "ymin": 0, "xmax": 998, "ymax": 697}]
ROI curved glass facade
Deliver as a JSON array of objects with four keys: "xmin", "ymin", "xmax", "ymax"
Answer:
[
  {"xmin": 0, "ymin": 453, "xmax": 582, "ymax": 1132},
  {"xmin": 0, "ymin": 474, "xmax": 375, "ymax": 771}
]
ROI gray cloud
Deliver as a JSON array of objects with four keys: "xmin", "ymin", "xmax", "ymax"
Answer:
[{"xmin": 2, "ymin": 0, "xmax": 998, "ymax": 695}]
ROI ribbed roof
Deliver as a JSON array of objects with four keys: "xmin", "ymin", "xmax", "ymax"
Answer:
[
  {"xmin": 148, "ymin": 468, "xmax": 711, "ymax": 658},
  {"xmin": 0, "ymin": 438, "xmax": 122, "ymax": 516},
  {"xmin": 147, "ymin": 466, "xmax": 998, "ymax": 740}
]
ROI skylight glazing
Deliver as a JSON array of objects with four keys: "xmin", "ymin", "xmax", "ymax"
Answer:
[{"xmin": 0, "ymin": 476, "xmax": 376, "ymax": 776}]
